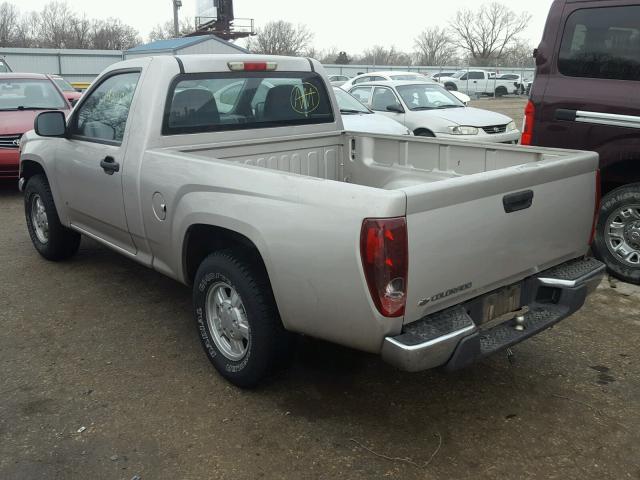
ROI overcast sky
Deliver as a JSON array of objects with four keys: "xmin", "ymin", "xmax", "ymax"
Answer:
[{"xmin": 16, "ymin": 0, "xmax": 554, "ymax": 52}]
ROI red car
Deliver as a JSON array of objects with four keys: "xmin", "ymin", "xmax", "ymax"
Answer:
[{"xmin": 0, "ymin": 73, "xmax": 71, "ymax": 179}]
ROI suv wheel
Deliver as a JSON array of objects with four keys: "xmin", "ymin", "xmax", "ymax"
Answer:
[{"xmin": 592, "ymin": 183, "xmax": 640, "ymax": 284}]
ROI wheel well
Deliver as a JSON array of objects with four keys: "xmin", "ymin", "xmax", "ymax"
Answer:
[
  {"xmin": 414, "ymin": 128, "xmax": 435, "ymax": 137},
  {"xmin": 444, "ymin": 82, "xmax": 456, "ymax": 91},
  {"xmin": 183, "ymin": 224, "xmax": 269, "ymax": 285},
  {"xmin": 21, "ymin": 160, "xmax": 46, "ymax": 184},
  {"xmin": 495, "ymin": 86, "xmax": 508, "ymax": 94},
  {"xmin": 601, "ymin": 159, "xmax": 640, "ymax": 196}
]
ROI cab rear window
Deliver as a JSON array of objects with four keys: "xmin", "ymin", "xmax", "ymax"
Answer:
[
  {"xmin": 559, "ymin": 5, "xmax": 640, "ymax": 81},
  {"xmin": 163, "ymin": 72, "xmax": 334, "ymax": 135}
]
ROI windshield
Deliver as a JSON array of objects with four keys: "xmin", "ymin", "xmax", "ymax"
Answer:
[
  {"xmin": 0, "ymin": 79, "xmax": 67, "ymax": 110},
  {"xmin": 333, "ymin": 87, "xmax": 371, "ymax": 114},
  {"xmin": 451, "ymin": 71, "xmax": 467, "ymax": 79},
  {"xmin": 53, "ymin": 77, "xmax": 76, "ymax": 92},
  {"xmin": 396, "ymin": 84, "xmax": 464, "ymax": 110}
]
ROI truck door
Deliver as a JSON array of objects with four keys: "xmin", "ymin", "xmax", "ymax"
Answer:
[
  {"xmin": 467, "ymin": 71, "xmax": 486, "ymax": 96},
  {"xmin": 55, "ymin": 70, "xmax": 141, "ymax": 254}
]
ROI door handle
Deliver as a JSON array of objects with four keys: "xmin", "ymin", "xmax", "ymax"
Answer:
[
  {"xmin": 503, "ymin": 190, "xmax": 534, "ymax": 213},
  {"xmin": 100, "ymin": 156, "xmax": 120, "ymax": 175}
]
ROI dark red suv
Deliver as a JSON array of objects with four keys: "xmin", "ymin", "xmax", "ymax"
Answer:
[{"xmin": 524, "ymin": 0, "xmax": 640, "ymax": 284}]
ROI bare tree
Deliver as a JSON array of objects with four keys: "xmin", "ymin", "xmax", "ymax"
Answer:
[
  {"xmin": 356, "ymin": 46, "xmax": 412, "ymax": 66},
  {"xmin": 90, "ymin": 19, "xmax": 140, "ymax": 50},
  {"xmin": 414, "ymin": 27, "xmax": 458, "ymax": 66},
  {"xmin": 13, "ymin": 11, "xmax": 40, "ymax": 47},
  {"xmin": 0, "ymin": 2, "xmax": 19, "ymax": 46},
  {"xmin": 67, "ymin": 15, "xmax": 92, "ymax": 49},
  {"xmin": 148, "ymin": 18, "xmax": 194, "ymax": 42},
  {"xmin": 38, "ymin": 1, "xmax": 75, "ymax": 48},
  {"xmin": 499, "ymin": 38, "xmax": 535, "ymax": 68},
  {"xmin": 449, "ymin": 2, "xmax": 532, "ymax": 65},
  {"xmin": 247, "ymin": 20, "xmax": 313, "ymax": 56}
]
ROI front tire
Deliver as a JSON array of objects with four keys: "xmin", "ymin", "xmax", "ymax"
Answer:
[
  {"xmin": 592, "ymin": 183, "xmax": 640, "ymax": 285},
  {"xmin": 24, "ymin": 174, "xmax": 81, "ymax": 261},
  {"xmin": 193, "ymin": 250, "xmax": 293, "ymax": 388}
]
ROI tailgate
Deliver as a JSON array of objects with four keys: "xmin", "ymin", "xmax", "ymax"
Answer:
[{"xmin": 402, "ymin": 151, "xmax": 599, "ymax": 323}]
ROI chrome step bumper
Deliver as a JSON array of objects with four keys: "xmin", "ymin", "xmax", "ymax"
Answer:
[{"xmin": 381, "ymin": 257, "xmax": 606, "ymax": 372}]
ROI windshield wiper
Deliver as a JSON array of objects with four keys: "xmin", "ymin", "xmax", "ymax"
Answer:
[
  {"xmin": 340, "ymin": 109, "xmax": 368, "ymax": 115},
  {"xmin": 411, "ymin": 107, "xmax": 435, "ymax": 111},
  {"xmin": 16, "ymin": 106, "xmax": 53, "ymax": 111},
  {"xmin": 435, "ymin": 105, "xmax": 463, "ymax": 109}
]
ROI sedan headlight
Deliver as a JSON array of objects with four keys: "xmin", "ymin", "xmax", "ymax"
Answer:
[
  {"xmin": 506, "ymin": 121, "xmax": 517, "ymax": 132},
  {"xmin": 447, "ymin": 125, "xmax": 479, "ymax": 135}
]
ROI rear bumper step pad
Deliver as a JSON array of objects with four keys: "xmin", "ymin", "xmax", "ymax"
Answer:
[{"xmin": 381, "ymin": 257, "xmax": 605, "ymax": 372}]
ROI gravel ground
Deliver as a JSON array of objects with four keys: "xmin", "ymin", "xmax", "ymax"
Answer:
[{"xmin": 1, "ymin": 125, "xmax": 639, "ymax": 480}]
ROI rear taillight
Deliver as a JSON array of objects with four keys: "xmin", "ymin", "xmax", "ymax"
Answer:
[
  {"xmin": 590, "ymin": 169, "xmax": 601, "ymax": 245},
  {"xmin": 360, "ymin": 217, "xmax": 408, "ymax": 317},
  {"xmin": 520, "ymin": 100, "xmax": 535, "ymax": 145}
]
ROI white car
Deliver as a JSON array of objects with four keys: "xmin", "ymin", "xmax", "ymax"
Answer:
[
  {"xmin": 333, "ymin": 87, "xmax": 411, "ymax": 135},
  {"xmin": 328, "ymin": 74, "xmax": 351, "ymax": 87},
  {"xmin": 349, "ymin": 80, "xmax": 520, "ymax": 143},
  {"xmin": 438, "ymin": 70, "xmax": 519, "ymax": 97},
  {"xmin": 340, "ymin": 70, "xmax": 471, "ymax": 105}
]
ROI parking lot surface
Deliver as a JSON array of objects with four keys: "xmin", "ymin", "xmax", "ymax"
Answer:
[{"xmin": 1, "ymin": 109, "xmax": 639, "ymax": 478}]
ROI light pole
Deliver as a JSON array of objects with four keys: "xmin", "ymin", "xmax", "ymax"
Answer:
[{"xmin": 173, "ymin": 0, "xmax": 183, "ymax": 37}]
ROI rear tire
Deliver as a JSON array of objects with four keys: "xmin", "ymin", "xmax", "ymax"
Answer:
[
  {"xmin": 592, "ymin": 184, "xmax": 640, "ymax": 285},
  {"xmin": 193, "ymin": 250, "xmax": 293, "ymax": 388},
  {"xmin": 495, "ymin": 86, "xmax": 508, "ymax": 97},
  {"xmin": 24, "ymin": 174, "xmax": 81, "ymax": 261}
]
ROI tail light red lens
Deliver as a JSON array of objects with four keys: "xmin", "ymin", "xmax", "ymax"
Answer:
[
  {"xmin": 520, "ymin": 100, "xmax": 535, "ymax": 145},
  {"xmin": 590, "ymin": 169, "xmax": 601, "ymax": 245},
  {"xmin": 360, "ymin": 217, "xmax": 408, "ymax": 317}
]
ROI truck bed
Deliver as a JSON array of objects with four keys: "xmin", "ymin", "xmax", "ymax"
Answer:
[
  {"xmin": 175, "ymin": 132, "xmax": 598, "ymax": 325},
  {"xmin": 173, "ymin": 131, "xmax": 571, "ymax": 190}
]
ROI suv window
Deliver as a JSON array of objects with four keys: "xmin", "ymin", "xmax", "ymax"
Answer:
[
  {"xmin": 559, "ymin": 6, "xmax": 640, "ymax": 81},
  {"xmin": 71, "ymin": 72, "xmax": 140, "ymax": 143},
  {"xmin": 164, "ymin": 72, "xmax": 334, "ymax": 135}
]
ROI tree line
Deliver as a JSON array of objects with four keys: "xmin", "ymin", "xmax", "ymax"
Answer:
[
  {"xmin": 0, "ymin": 0, "xmax": 534, "ymax": 68},
  {"xmin": 248, "ymin": 2, "xmax": 535, "ymax": 68}
]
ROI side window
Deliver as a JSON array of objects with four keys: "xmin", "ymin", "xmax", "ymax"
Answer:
[
  {"xmin": 72, "ymin": 72, "xmax": 140, "ymax": 143},
  {"xmin": 468, "ymin": 72, "xmax": 485, "ymax": 80},
  {"xmin": 349, "ymin": 87, "xmax": 372, "ymax": 105},
  {"xmin": 353, "ymin": 76, "xmax": 372, "ymax": 85},
  {"xmin": 372, "ymin": 76, "xmax": 386, "ymax": 81},
  {"xmin": 371, "ymin": 87, "xmax": 401, "ymax": 111},
  {"xmin": 459, "ymin": 73, "xmax": 468, "ymax": 81},
  {"xmin": 559, "ymin": 6, "xmax": 640, "ymax": 81}
]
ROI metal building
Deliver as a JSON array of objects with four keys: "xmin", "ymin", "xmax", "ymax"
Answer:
[
  {"xmin": 0, "ymin": 48, "xmax": 124, "ymax": 83},
  {"xmin": 125, "ymin": 35, "xmax": 248, "ymax": 59}
]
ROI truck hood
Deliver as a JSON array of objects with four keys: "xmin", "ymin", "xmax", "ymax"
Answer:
[
  {"xmin": 412, "ymin": 107, "xmax": 512, "ymax": 127},
  {"xmin": 342, "ymin": 112, "xmax": 411, "ymax": 135},
  {"xmin": 0, "ymin": 109, "xmax": 68, "ymax": 135}
]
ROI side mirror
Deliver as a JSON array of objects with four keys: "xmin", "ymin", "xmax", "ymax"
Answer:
[
  {"xmin": 386, "ymin": 104, "xmax": 404, "ymax": 113},
  {"xmin": 34, "ymin": 111, "xmax": 67, "ymax": 137}
]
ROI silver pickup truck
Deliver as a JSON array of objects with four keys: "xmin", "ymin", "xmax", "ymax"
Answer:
[{"xmin": 19, "ymin": 54, "xmax": 604, "ymax": 387}]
